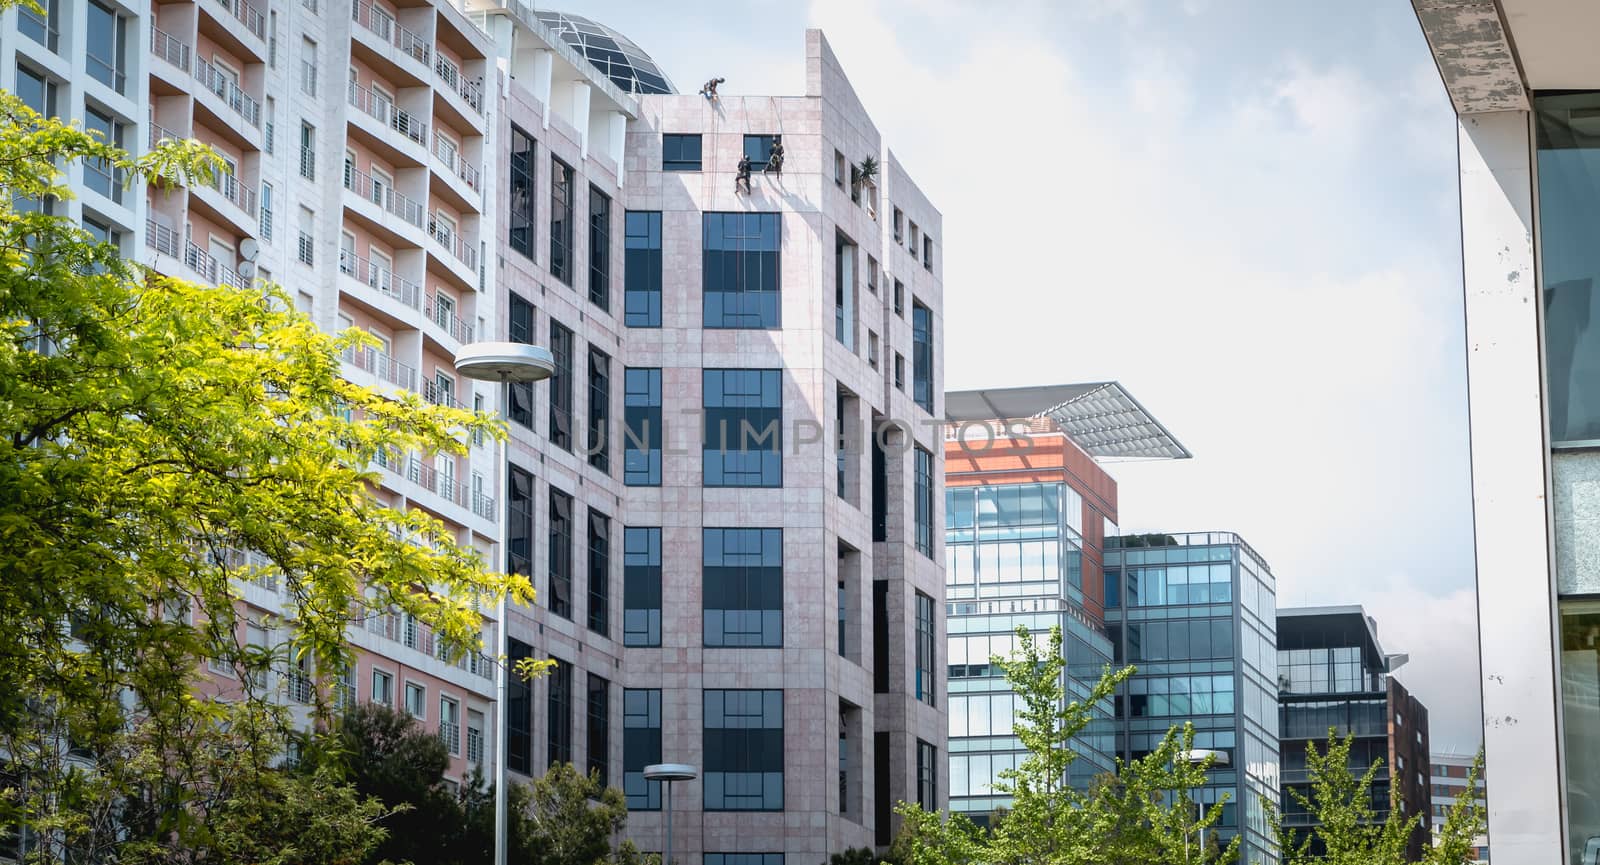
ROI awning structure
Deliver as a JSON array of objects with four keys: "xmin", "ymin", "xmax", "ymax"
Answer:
[{"xmin": 944, "ymin": 381, "xmax": 1191, "ymax": 461}]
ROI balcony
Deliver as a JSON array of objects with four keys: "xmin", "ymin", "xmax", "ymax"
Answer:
[
  {"xmin": 151, "ymin": 27, "xmax": 192, "ymax": 74},
  {"xmin": 351, "ymin": 0, "xmax": 430, "ymax": 67},
  {"xmin": 429, "ymin": 131, "xmax": 481, "ymax": 205},
  {"xmin": 200, "ymin": 0, "xmax": 267, "ymax": 62},
  {"xmin": 433, "ymin": 53, "xmax": 483, "ymax": 116},
  {"xmin": 342, "ymin": 343, "xmax": 417, "ymax": 392},
  {"xmin": 299, "ymin": 146, "xmax": 316, "ymax": 181},
  {"xmin": 422, "ymin": 376, "xmax": 464, "ymax": 410},
  {"xmin": 212, "ymin": 0, "xmax": 266, "ymax": 38},
  {"xmin": 424, "ymin": 293, "xmax": 474, "ymax": 344},
  {"xmin": 148, "ymin": 121, "xmax": 184, "ymax": 151},
  {"xmin": 339, "ymin": 248, "xmax": 423, "ymax": 311},
  {"xmin": 286, "ymin": 671, "xmax": 313, "ymax": 704},
  {"xmin": 343, "ymin": 163, "xmax": 424, "ymax": 229},
  {"xmin": 184, "ymin": 240, "xmax": 248, "ymax": 290},
  {"xmin": 206, "ymin": 170, "xmax": 258, "ymax": 217},
  {"xmin": 426, "ymin": 217, "xmax": 477, "ymax": 274},
  {"xmin": 145, "ymin": 218, "xmax": 181, "ymax": 258},
  {"xmin": 194, "ymin": 58, "xmax": 262, "ymax": 128},
  {"xmin": 437, "ymin": 720, "xmax": 460, "ymax": 754},
  {"xmin": 348, "ymin": 80, "xmax": 428, "ymax": 150}
]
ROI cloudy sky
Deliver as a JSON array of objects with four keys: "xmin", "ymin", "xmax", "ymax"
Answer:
[{"xmin": 571, "ymin": 0, "xmax": 1481, "ymax": 750}]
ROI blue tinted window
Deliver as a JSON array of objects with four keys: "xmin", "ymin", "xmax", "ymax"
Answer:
[
  {"xmin": 624, "ymin": 211, "xmax": 662, "ymax": 326},
  {"xmin": 703, "ymin": 213, "xmax": 781, "ymax": 329},
  {"xmin": 624, "ymin": 368, "xmax": 662, "ymax": 486},
  {"xmin": 623, "ymin": 527, "xmax": 661, "ymax": 647},
  {"xmin": 703, "ymin": 369, "xmax": 782, "ymax": 487},
  {"xmin": 624, "ymin": 688, "xmax": 661, "ymax": 808},
  {"xmin": 704, "ymin": 528, "xmax": 782, "ymax": 648},
  {"xmin": 703, "ymin": 689, "xmax": 783, "ymax": 810},
  {"xmin": 663, "ymin": 134, "xmax": 702, "ymax": 171}
]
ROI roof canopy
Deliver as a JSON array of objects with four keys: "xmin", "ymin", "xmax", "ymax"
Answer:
[{"xmin": 944, "ymin": 382, "xmax": 1191, "ymax": 461}]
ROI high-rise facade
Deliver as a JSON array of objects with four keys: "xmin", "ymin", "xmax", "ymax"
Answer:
[
  {"xmin": 1430, "ymin": 752, "xmax": 1488, "ymax": 864},
  {"xmin": 1103, "ymin": 532, "xmax": 1281, "ymax": 864},
  {"xmin": 2, "ymin": 2, "xmax": 946, "ymax": 860},
  {"xmin": 1410, "ymin": 3, "xmax": 1600, "ymax": 861},
  {"xmin": 1275, "ymin": 606, "xmax": 1431, "ymax": 860}
]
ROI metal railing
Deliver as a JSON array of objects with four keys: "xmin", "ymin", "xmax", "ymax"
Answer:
[
  {"xmin": 260, "ymin": 204, "xmax": 273, "ymax": 240},
  {"xmin": 341, "ymin": 344, "xmax": 417, "ymax": 391},
  {"xmin": 151, "ymin": 27, "xmax": 191, "ymax": 71},
  {"xmin": 299, "ymin": 146, "xmax": 316, "ymax": 180},
  {"xmin": 194, "ymin": 58, "xmax": 262, "ymax": 127},
  {"xmin": 342, "ymin": 163, "xmax": 424, "ymax": 227},
  {"xmin": 471, "ymin": 490, "xmax": 495, "ymax": 523},
  {"xmin": 297, "ymin": 231, "xmax": 314, "ymax": 265},
  {"xmin": 347, "ymin": 80, "xmax": 427, "ymax": 145},
  {"xmin": 422, "ymin": 377, "xmax": 462, "ymax": 410},
  {"xmin": 397, "ymin": 24, "xmax": 429, "ymax": 65},
  {"xmin": 208, "ymin": 170, "xmax": 258, "ymax": 215},
  {"xmin": 300, "ymin": 60, "xmax": 318, "ymax": 97},
  {"xmin": 438, "ymin": 720, "xmax": 460, "ymax": 754},
  {"xmin": 148, "ymin": 121, "xmax": 183, "ymax": 151},
  {"xmin": 425, "ymin": 294, "xmax": 473, "ymax": 343},
  {"xmin": 351, "ymin": 0, "xmax": 394, "ymax": 41},
  {"xmin": 145, "ymin": 218, "xmax": 180, "ymax": 257},
  {"xmin": 466, "ymin": 726, "xmax": 483, "ymax": 763},
  {"xmin": 338, "ymin": 249, "xmax": 421, "ymax": 309},
  {"xmin": 301, "ymin": 0, "xmax": 317, "ymax": 12},
  {"xmin": 220, "ymin": 547, "xmax": 279, "ymax": 593},
  {"xmin": 286, "ymin": 671, "xmax": 313, "ymax": 704},
  {"xmin": 427, "ymin": 218, "xmax": 477, "ymax": 271},
  {"xmin": 433, "ymin": 54, "xmax": 483, "ymax": 113},
  {"xmin": 211, "ymin": 0, "xmax": 266, "ymax": 39},
  {"xmin": 431, "ymin": 132, "xmax": 480, "ymax": 191}
]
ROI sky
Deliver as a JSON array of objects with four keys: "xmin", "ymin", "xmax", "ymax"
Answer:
[{"xmin": 566, "ymin": 0, "xmax": 1481, "ymax": 751}]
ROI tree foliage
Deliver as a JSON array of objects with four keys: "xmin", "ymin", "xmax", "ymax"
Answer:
[
  {"xmin": 0, "ymin": 76, "xmax": 530, "ymax": 860},
  {"xmin": 1269, "ymin": 734, "xmax": 1485, "ymax": 865},
  {"xmin": 893, "ymin": 626, "xmax": 1239, "ymax": 865}
]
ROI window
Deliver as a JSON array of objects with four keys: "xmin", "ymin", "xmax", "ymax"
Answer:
[
  {"xmin": 624, "ymin": 368, "xmax": 662, "ymax": 486},
  {"xmin": 923, "ymin": 235, "xmax": 934, "ymax": 270},
  {"xmin": 508, "ymin": 125, "xmax": 535, "ymax": 258},
  {"xmin": 587, "ymin": 508, "xmax": 610, "ymax": 635},
  {"xmin": 15, "ymin": 65, "xmax": 57, "ymax": 118},
  {"xmin": 18, "ymin": 0, "xmax": 59, "ymax": 51},
  {"xmin": 624, "ymin": 211, "xmax": 662, "ymax": 327},
  {"xmin": 624, "ymin": 689, "xmax": 662, "ymax": 809},
  {"xmin": 589, "ymin": 185, "xmax": 612, "ymax": 310},
  {"xmin": 893, "ymin": 279, "xmax": 904, "ymax": 317},
  {"xmin": 703, "ymin": 369, "xmax": 782, "ymax": 487},
  {"xmin": 914, "ymin": 446, "xmax": 934, "ymax": 557},
  {"xmin": 834, "ymin": 150, "xmax": 846, "ymax": 187},
  {"xmin": 82, "ymin": 218, "xmax": 120, "ymax": 250},
  {"xmin": 912, "ymin": 302, "xmax": 934, "ymax": 413},
  {"xmin": 835, "ymin": 234, "xmax": 855, "ymax": 350},
  {"xmin": 917, "ymin": 740, "xmax": 936, "ymax": 809},
  {"xmin": 549, "ymin": 321, "xmax": 572, "ymax": 450},
  {"xmin": 915, "ymin": 592, "xmax": 935, "ymax": 705},
  {"xmin": 587, "ymin": 674, "xmax": 609, "ymax": 784},
  {"xmin": 508, "ymin": 639, "xmax": 533, "ymax": 773},
  {"xmin": 440, "ymin": 696, "xmax": 460, "ymax": 754},
  {"xmin": 508, "ymin": 294, "xmax": 536, "ymax": 428},
  {"xmin": 507, "ymin": 465, "xmax": 534, "ymax": 578},
  {"xmin": 549, "ymin": 487, "xmax": 573, "ymax": 619},
  {"xmin": 548, "ymin": 657, "xmax": 571, "ymax": 766},
  {"xmin": 867, "ymin": 256, "xmax": 879, "ymax": 294},
  {"xmin": 550, "ymin": 157, "xmax": 573, "ymax": 284},
  {"xmin": 369, "ymin": 669, "xmax": 392, "ymax": 706},
  {"xmin": 299, "ymin": 122, "xmax": 316, "ymax": 180},
  {"xmin": 868, "ymin": 332, "xmax": 879, "ymax": 370},
  {"xmin": 893, "ymin": 207, "xmax": 904, "ymax": 242},
  {"xmin": 703, "ymin": 690, "xmax": 783, "ymax": 810},
  {"xmin": 703, "ymin": 212, "xmax": 781, "ymax": 329},
  {"xmin": 704, "ymin": 528, "xmax": 783, "ymax": 648},
  {"xmin": 588, "ymin": 347, "xmax": 610, "ymax": 472},
  {"xmin": 300, "ymin": 37, "xmax": 318, "ymax": 97},
  {"xmin": 743, "ymin": 135, "xmax": 778, "ymax": 168},
  {"xmin": 909, "ymin": 221, "xmax": 919, "ymax": 251},
  {"xmin": 85, "ymin": 1, "xmax": 127, "ymax": 92},
  {"xmin": 894, "ymin": 354, "xmax": 905, "ymax": 391},
  {"xmin": 260, "ymin": 181, "xmax": 274, "ymax": 240},
  {"xmin": 405, "ymin": 681, "xmax": 426, "ymax": 718},
  {"xmin": 624, "ymin": 527, "xmax": 662, "ymax": 647},
  {"xmin": 707, "ymin": 857, "xmax": 783, "ymax": 865},
  {"xmin": 662, "ymin": 134, "xmax": 702, "ymax": 171},
  {"xmin": 83, "ymin": 108, "xmax": 124, "ymax": 203}
]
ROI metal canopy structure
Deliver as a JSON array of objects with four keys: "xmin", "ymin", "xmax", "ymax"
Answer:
[{"xmin": 944, "ymin": 381, "xmax": 1192, "ymax": 461}]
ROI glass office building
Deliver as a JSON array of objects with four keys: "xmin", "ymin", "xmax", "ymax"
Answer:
[{"xmin": 1103, "ymin": 532, "xmax": 1281, "ymax": 865}]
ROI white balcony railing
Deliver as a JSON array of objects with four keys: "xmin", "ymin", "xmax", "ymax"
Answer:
[
  {"xmin": 343, "ymin": 163, "xmax": 424, "ymax": 228},
  {"xmin": 466, "ymin": 726, "xmax": 483, "ymax": 763},
  {"xmin": 208, "ymin": 170, "xmax": 258, "ymax": 215},
  {"xmin": 431, "ymin": 132, "xmax": 481, "ymax": 192},
  {"xmin": 151, "ymin": 27, "xmax": 191, "ymax": 71},
  {"xmin": 350, "ymin": 0, "xmax": 428, "ymax": 64},
  {"xmin": 341, "ymin": 344, "xmax": 417, "ymax": 392},
  {"xmin": 194, "ymin": 58, "xmax": 262, "ymax": 127},
  {"xmin": 427, "ymin": 218, "xmax": 477, "ymax": 272},
  {"xmin": 425, "ymin": 294, "xmax": 473, "ymax": 344},
  {"xmin": 338, "ymin": 249, "xmax": 422, "ymax": 309},
  {"xmin": 347, "ymin": 80, "xmax": 427, "ymax": 146},
  {"xmin": 299, "ymin": 146, "xmax": 316, "ymax": 180},
  {"xmin": 433, "ymin": 54, "xmax": 483, "ymax": 114},
  {"xmin": 211, "ymin": 0, "xmax": 266, "ymax": 39},
  {"xmin": 148, "ymin": 121, "xmax": 183, "ymax": 151},
  {"xmin": 437, "ymin": 720, "xmax": 460, "ymax": 754},
  {"xmin": 145, "ymin": 218, "xmax": 181, "ymax": 257},
  {"xmin": 186, "ymin": 241, "xmax": 244, "ymax": 288}
]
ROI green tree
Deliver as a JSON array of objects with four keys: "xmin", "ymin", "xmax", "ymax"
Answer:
[
  {"xmin": 0, "ymin": 71, "xmax": 530, "ymax": 861},
  {"xmin": 1269, "ymin": 733, "xmax": 1485, "ymax": 865},
  {"xmin": 523, "ymin": 762, "xmax": 648, "ymax": 865},
  {"xmin": 893, "ymin": 626, "xmax": 1238, "ymax": 865}
]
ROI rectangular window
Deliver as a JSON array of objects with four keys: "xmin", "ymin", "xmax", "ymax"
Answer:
[
  {"xmin": 85, "ymin": 1, "xmax": 127, "ymax": 92},
  {"xmin": 915, "ymin": 592, "xmax": 935, "ymax": 705},
  {"xmin": 703, "ymin": 689, "xmax": 783, "ymax": 811},
  {"xmin": 508, "ymin": 294, "xmax": 536, "ymax": 428},
  {"xmin": 703, "ymin": 212, "xmax": 781, "ymax": 329},
  {"xmin": 707, "ymin": 857, "xmax": 783, "ymax": 865},
  {"xmin": 624, "ymin": 211, "xmax": 662, "ymax": 327},
  {"xmin": 259, "ymin": 181, "xmax": 274, "ymax": 240},
  {"xmin": 662, "ymin": 134, "xmax": 702, "ymax": 171},
  {"xmin": 588, "ymin": 347, "xmax": 610, "ymax": 472},
  {"xmin": 299, "ymin": 123, "xmax": 316, "ymax": 180},
  {"xmin": 549, "ymin": 487, "xmax": 573, "ymax": 619},
  {"xmin": 440, "ymin": 696, "xmax": 460, "ymax": 754},
  {"xmin": 894, "ymin": 354, "xmax": 905, "ymax": 391},
  {"xmin": 508, "ymin": 638, "xmax": 533, "ymax": 774},
  {"xmin": 703, "ymin": 369, "xmax": 782, "ymax": 487},
  {"xmin": 917, "ymin": 740, "xmax": 937, "ymax": 809},
  {"xmin": 912, "ymin": 302, "xmax": 934, "ymax": 413},
  {"xmin": 624, "ymin": 689, "xmax": 662, "ymax": 809},
  {"xmin": 743, "ymin": 134, "xmax": 778, "ymax": 168},
  {"xmin": 868, "ymin": 332, "xmax": 879, "ymax": 369},
  {"xmin": 893, "ymin": 207, "xmax": 904, "ymax": 243},
  {"xmin": 587, "ymin": 674, "xmax": 609, "ymax": 784},
  {"xmin": 923, "ymin": 235, "xmax": 934, "ymax": 270},
  {"xmin": 371, "ymin": 669, "xmax": 393, "ymax": 706},
  {"xmin": 624, "ymin": 527, "xmax": 662, "ymax": 647},
  {"xmin": 624, "ymin": 368, "xmax": 663, "ymax": 486},
  {"xmin": 587, "ymin": 508, "xmax": 610, "ymax": 635},
  {"xmin": 589, "ymin": 185, "xmax": 612, "ymax": 310},
  {"xmin": 548, "ymin": 656, "xmax": 571, "ymax": 767},
  {"xmin": 18, "ymin": 0, "xmax": 59, "ymax": 51},
  {"xmin": 15, "ymin": 65, "xmax": 56, "ymax": 118},
  {"xmin": 914, "ymin": 445, "xmax": 934, "ymax": 557},
  {"xmin": 835, "ymin": 150, "xmax": 846, "ymax": 187},
  {"xmin": 835, "ymin": 234, "xmax": 855, "ymax": 350},
  {"xmin": 83, "ymin": 108, "xmax": 124, "ymax": 203},
  {"xmin": 300, "ymin": 37, "xmax": 318, "ymax": 97},
  {"xmin": 703, "ymin": 528, "xmax": 783, "ymax": 648},
  {"xmin": 508, "ymin": 126, "xmax": 535, "ymax": 258},
  {"xmin": 405, "ymin": 681, "xmax": 426, "ymax": 718},
  {"xmin": 893, "ymin": 279, "xmax": 904, "ymax": 317},
  {"xmin": 550, "ymin": 157, "xmax": 573, "ymax": 284},
  {"xmin": 508, "ymin": 465, "xmax": 534, "ymax": 578},
  {"xmin": 549, "ymin": 321, "xmax": 573, "ymax": 450}
]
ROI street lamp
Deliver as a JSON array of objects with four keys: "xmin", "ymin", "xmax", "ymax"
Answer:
[
  {"xmin": 643, "ymin": 763, "xmax": 697, "ymax": 865},
  {"xmin": 1179, "ymin": 749, "xmax": 1230, "ymax": 863},
  {"xmin": 454, "ymin": 341, "xmax": 554, "ymax": 865}
]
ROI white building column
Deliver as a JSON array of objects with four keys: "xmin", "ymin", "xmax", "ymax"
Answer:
[
  {"xmin": 531, "ymin": 48, "xmax": 553, "ymax": 129},
  {"xmin": 1458, "ymin": 108, "xmax": 1566, "ymax": 863},
  {"xmin": 570, "ymin": 80, "xmax": 590, "ymax": 160},
  {"xmin": 608, "ymin": 110, "xmax": 626, "ymax": 186}
]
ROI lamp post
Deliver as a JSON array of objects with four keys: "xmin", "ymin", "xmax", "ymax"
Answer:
[
  {"xmin": 454, "ymin": 341, "xmax": 554, "ymax": 865},
  {"xmin": 643, "ymin": 763, "xmax": 697, "ymax": 865},
  {"xmin": 1179, "ymin": 748, "xmax": 1230, "ymax": 863}
]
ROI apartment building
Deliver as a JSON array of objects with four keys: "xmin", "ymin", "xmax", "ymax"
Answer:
[
  {"xmin": 1, "ymin": 2, "xmax": 946, "ymax": 860},
  {"xmin": 1430, "ymin": 751, "xmax": 1488, "ymax": 864}
]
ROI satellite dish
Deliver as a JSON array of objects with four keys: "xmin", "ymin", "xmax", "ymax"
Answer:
[
  {"xmin": 239, "ymin": 238, "xmax": 260, "ymax": 261},
  {"xmin": 237, "ymin": 260, "xmax": 257, "ymax": 280}
]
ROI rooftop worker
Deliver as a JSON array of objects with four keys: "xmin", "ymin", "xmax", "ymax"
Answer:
[
  {"xmin": 699, "ymin": 77, "xmax": 725, "ymax": 100},
  {"xmin": 735, "ymin": 153, "xmax": 752, "ymax": 195},
  {"xmin": 764, "ymin": 136, "xmax": 784, "ymax": 176}
]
